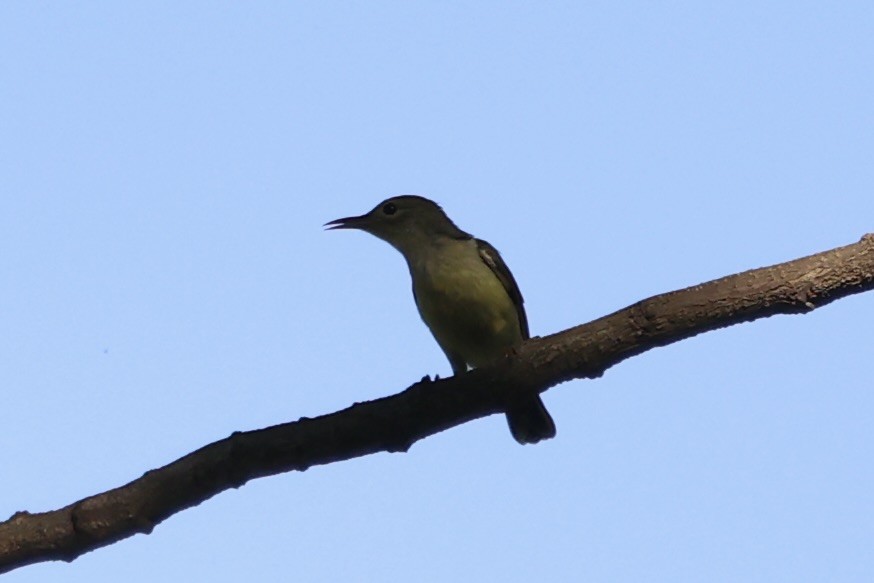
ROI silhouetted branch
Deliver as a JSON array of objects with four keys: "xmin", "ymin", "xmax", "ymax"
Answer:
[{"xmin": 2, "ymin": 234, "xmax": 872, "ymax": 574}]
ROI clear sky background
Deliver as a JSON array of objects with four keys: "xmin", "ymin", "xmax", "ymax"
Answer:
[{"xmin": 2, "ymin": 3, "xmax": 872, "ymax": 582}]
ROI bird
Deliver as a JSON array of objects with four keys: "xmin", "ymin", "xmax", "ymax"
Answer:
[{"xmin": 326, "ymin": 195, "xmax": 556, "ymax": 444}]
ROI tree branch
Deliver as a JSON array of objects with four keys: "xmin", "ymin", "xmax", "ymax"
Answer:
[{"xmin": 2, "ymin": 234, "xmax": 873, "ymax": 574}]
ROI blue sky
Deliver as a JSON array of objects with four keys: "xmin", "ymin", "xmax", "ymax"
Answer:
[{"xmin": 2, "ymin": 3, "xmax": 872, "ymax": 581}]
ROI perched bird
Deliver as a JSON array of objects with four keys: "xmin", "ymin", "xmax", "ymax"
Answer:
[{"xmin": 326, "ymin": 195, "xmax": 556, "ymax": 444}]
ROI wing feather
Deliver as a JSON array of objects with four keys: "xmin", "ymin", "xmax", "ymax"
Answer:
[{"xmin": 475, "ymin": 239, "xmax": 529, "ymax": 340}]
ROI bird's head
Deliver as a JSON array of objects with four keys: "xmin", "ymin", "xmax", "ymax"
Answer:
[{"xmin": 326, "ymin": 195, "xmax": 469, "ymax": 255}]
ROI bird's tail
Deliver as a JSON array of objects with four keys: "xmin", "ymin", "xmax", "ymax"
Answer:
[{"xmin": 506, "ymin": 396, "xmax": 556, "ymax": 445}]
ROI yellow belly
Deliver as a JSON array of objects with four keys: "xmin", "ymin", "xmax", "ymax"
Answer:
[{"xmin": 412, "ymin": 252, "xmax": 522, "ymax": 368}]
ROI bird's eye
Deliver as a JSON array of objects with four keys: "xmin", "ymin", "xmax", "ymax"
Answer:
[{"xmin": 382, "ymin": 202, "xmax": 397, "ymax": 215}]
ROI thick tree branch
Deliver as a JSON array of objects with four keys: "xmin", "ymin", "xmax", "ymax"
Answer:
[{"xmin": 2, "ymin": 234, "xmax": 873, "ymax": 574}]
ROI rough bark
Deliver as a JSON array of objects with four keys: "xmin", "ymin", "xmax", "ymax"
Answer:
[{"xmin": 1, "ymin": 234, "xmax": 872, "ymax": 574}]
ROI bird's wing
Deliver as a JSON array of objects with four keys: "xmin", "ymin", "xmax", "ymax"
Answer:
[{"xmin": 475, "ymin": 238, "xmax": 529, "ymax": 340}]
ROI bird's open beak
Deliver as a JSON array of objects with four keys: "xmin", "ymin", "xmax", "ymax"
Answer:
[{"xmin": 324, "ymin": 214, "xmax": 370, "ymax": 231}]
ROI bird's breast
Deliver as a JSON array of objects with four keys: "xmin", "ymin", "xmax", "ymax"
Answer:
[{"xmin": 409, "ymin": 248, "xmax": 522, "ymax": 367}]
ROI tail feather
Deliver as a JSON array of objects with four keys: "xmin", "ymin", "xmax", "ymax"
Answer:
[{"xmin": 505, "ymin": 396, "xmax": 556, "ymax": 445}]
